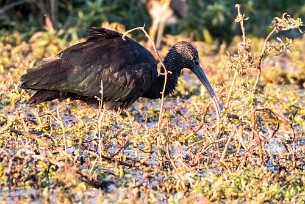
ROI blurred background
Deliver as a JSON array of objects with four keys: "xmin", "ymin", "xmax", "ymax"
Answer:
[{"xmin": 1, "ymin": 0, "xmax": 304, "ymax": 44}]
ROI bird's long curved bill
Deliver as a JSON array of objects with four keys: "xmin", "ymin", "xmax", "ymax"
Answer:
[{"xmin": 192, "ymin": 65, "xmax": 222, "ymax": 121}]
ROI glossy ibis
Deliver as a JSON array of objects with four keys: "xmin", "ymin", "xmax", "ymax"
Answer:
[
  {"xmin": 147, "ymin": 0, "xmax": 187, "ymax": 48},
  {"xmin": 21, "ymin": 27, "xmax": 221, "ymax": 117}
]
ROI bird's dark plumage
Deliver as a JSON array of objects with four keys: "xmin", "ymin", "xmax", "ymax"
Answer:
[
  {"xmin": 21, "ymin": 27, "xmax": 221, "ymax": 116},
  {"xmin": 21, "ymin": 28, "xmax": 157, "ymax": 110}
]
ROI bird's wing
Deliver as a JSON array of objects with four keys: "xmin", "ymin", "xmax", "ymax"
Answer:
[{"xmin": 21, "ymin": 28, "xmax": 158, "ymax": 102}]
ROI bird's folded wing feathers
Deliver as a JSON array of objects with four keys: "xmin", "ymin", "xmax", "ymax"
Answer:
[{"xmin": 21, "ymin": 28, "xmax": 157, "ymax": 102}]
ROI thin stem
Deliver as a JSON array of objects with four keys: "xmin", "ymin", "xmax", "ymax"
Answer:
[
  {"xmin": 220, "ymin": 131, "xmax": 234, "ymax": 162},
  {"xmin": 56, "ymin": 107, "xmax": 66, "ymax": 153},
  {"xmin": 123, "ymin": 26, "xmax": 168, "ymax": 130},
  {"xmin": 235, "ymin": 4, "xmax": 247, "ymax": 46},
  {"xmin": 224, "ymin": 69, "xmax": 238, "ymax": 110},
  {"xmin": 254, "ymin": 27, "xmax": 277, "ymax": 89},
  {"xmin": 98, "ymin": 79, "xmax": 105, "ymax": 164}
]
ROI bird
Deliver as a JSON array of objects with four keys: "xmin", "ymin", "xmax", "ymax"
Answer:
[
  {"xmin": 147, "ymin": 0, "xmax": 187, "ymax": 48},
  {"xmin": 21, "ymin": 27, "xmax": 221, "ymax": 118}
]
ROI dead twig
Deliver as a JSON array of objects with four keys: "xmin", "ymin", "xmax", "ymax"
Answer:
[
  {"xmin": 77, "ymin": 170, "xmax": 116, "ymax": 189},
  {"xmin": 122, "ymin": 25, "xmax": 169, "ymax": 130},
  {"xmin": 255, "ymin": 13, "xmax": 303, "ymax": 89},
  {"xmin": 0, "ymin": 116, "xmax": 14, "ymax": 134},
  {"xmin": 235, "ymin": 4, "xmax": 248, "ymax": 47},
  {"xmin": 10, "ymin": 129, "xmax": 70, "ymax": 157},
  {"xmin": 110, "ymin": 139, "xmax": 131, "ymax": 157},
  {"xmin": 221, "ymin": 131, "xmax": 234, "ymax": 161},
  {"xmin": 97, "ymin": 79, "xmax": 105, "ymax": 164}
]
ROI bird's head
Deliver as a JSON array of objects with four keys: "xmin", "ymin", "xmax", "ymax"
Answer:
[
  {"xmin": 170, "ymin": 41, "xmax": 200, "ymax": 68},
  {"xmin": 166, "ymin": 41, "xmax": 222, "ymax": 119}
]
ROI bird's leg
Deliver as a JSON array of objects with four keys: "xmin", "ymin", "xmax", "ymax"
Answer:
[
  {"xmin": 148, "ymin": 20, "xmax": 159, "ymax": 49},
  {"xmin": 156, "ymin": 21, "xmax": 165, "ymax": 49},
  {"xmin": 153, "ymin": 0, "xmax": 172, "ymax": 49}
]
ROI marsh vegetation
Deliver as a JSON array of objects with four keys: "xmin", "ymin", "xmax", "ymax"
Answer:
[{"xmin": 0, "ymin": 1, "xmax": 305, "ymax": 203}]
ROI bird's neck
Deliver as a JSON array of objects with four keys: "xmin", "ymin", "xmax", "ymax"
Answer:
[
  {"xmin": 162, "ymin": 56, "xmax": 182, "ymax": 95},
  {"xmin": 141, "ymin": 55, "xmax": 182, "ymax": 99}
]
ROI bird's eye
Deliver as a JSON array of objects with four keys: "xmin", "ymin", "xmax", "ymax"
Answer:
[{"xmin": 193, "ymin": 56, "xmax": 199, "ymax": 65}]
